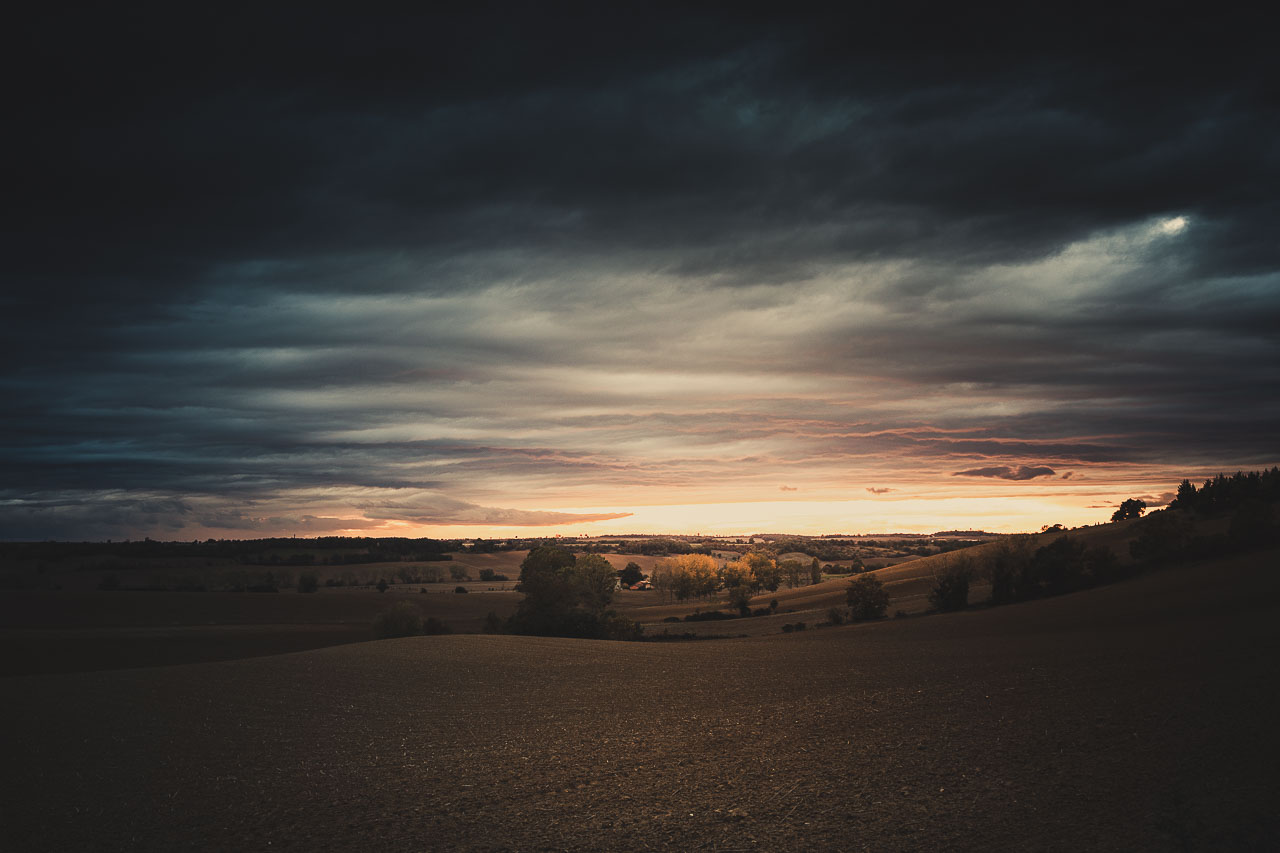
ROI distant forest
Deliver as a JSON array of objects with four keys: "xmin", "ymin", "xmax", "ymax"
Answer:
[
  {"xmin": 0, "ymin": 536, "xmax": 460, "ymax": 566},
  {"xmin": 1168, "ymin": 467, "xmax": 1280, "ymax": 515}
]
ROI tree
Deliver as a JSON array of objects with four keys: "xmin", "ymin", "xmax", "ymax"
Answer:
[
  {"xmin": 449, "ymin": 565, "xmax": 469, "ymax": 581},
  {"xmin": 619, "ymin": 562, "xmax": 644, "ymax": 587},
  {"xmin": 809, "ymin": 557, "xmax": 822, "ymax": 585},
  {"xmin": 575, "ymin": 554, "xmax": 619, "ymax": 611},
  {"xmin": 652, "ymin": 554, "xmax": 718, "ymax": 601},
  {"xmin": 846, "ymin": 574, "xmax": 889, "ymax": 622},
  {"xmin": 986, "ymin": 536, "xmax": 1033, "ymax": 605},
  {"xmin": 928, "ymin": 556, "xmax": 973, "ymax": 612},
  {"xmin": 296, "ymin": 572, "xmax": 318, "ymax": 593},
  {"xmin": 507, "ymin": 546, "xmax": 638, "ymax": 639},
  {"xmin": 744, "ymin": 552, "xmax": 781, "ymax": 592},
  {"xmin": 780, "ymin": 559, "xmax": 804, "ymax": 589},
  {"xmin": 717, "ymin": 558, "xmax": 757, "ymax": 614},
  {"xmin": 727, "ymin": 583, "xmax": 754, "ymax": 616},
  {"xmin": 1111, "ymin": 498, "xmax": 1147, "ymax": 522}
]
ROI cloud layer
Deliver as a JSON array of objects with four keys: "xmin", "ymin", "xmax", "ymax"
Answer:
[
  {"xmin": 2, "ymin": 9, "xmax": 1277, "ymax": 538},
  {"xmin": 954, "ymin": 466, "xmax": 1058, "ymax": 482}
]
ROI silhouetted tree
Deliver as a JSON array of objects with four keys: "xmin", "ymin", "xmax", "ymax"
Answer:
[
  {"xmin": 1111, "ymin": 498, "xmax": 1147, "ymax": 522},
  {"xmin": 619, "ymin": 562, "xmax": 644, "ymax": 587}
]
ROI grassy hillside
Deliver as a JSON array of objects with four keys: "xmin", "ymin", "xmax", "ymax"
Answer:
[
  {"xmin": 2, "ymin": 547, "xmax": 1276, "ymax": 851},
  {"xmin": 618, "ymin": 513, "xmax": 1235, "ymax": 634}
]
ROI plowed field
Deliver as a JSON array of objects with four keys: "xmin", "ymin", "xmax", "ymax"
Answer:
[{"xmin": 3, "ymin": 549, "xmax": 1277, "ymax": 851}]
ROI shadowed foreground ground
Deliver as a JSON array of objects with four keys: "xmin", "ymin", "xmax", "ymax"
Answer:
[{"xmin": 2, "ymin": 550, "xmax": 1277, "ymax": 851}]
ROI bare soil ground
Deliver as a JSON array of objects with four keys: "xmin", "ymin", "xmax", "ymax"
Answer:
[{"xmin": 2, "ymin": 548, "xmax": 1276, "ymax": 851}]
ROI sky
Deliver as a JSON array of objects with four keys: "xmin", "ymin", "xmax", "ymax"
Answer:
[{"xmin": 3, "ymin": 7, "xmax": 1278, "ymax": 540}]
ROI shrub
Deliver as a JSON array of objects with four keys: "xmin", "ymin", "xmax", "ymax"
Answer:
[
  {"xmin": 1229, "ymin": 500, "xmax": 1277, "ymax": 549},
  {"xmin": 454, "ymin": 585, "xmax": 468, "ymax": 594},
  {"xmin": 928, "ymin": 556, "xmax": 974, "ymax": 612},
  {"xmin": 376, "ymin": 578, "xmax": 389, "ymax": 593},
  {"xmin": 372, "ymin": 601, "xmax": 423, "ymax": 639},
  {"xmin": 600, "ymin": 613, "xmax": 644, "ymax": 641},
  {"xmin": 297, "ymin": 572, "xmax": 319, "ymax": 593},
  {"xmin": 1084, "ymin": 545, "xmax": 1124, "ymax": 585},
  {"xmin": 663, "ymin": 615, "xmax": 682, "ymax": 623},
  {"xmin": 685, "ymin": 610, "xmax": 735, "ymax": 622},
  {"xmin": 479, "ymin": 568, "xmax": 496, "ymax": 582},
  {"xmin": 846, "ymin": 574, "xmax": 889, "ymax": 621},
  {"xmin": 1130, "ymin": 511, "xmax": 1196, "ymax": 566},
  {"xmin": 423, "ymin": 616, "xmax": 451, "ymax": 635},
  {"xmin": 827, "ymin": 607, "xmax": 846, "ymax": 625}
]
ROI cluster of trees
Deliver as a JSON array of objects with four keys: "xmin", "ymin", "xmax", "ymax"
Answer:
[
  {"xmin": 982, "ymin": 536, "xmax": 1123, "ymax": 605},
  {"xmin": 371, "ymin": 601, "xmax": 452, "ymax": 639},
  {"xmin": 648, "ymin": 552, "xmax": 824, "ymax": 614},
  {"xmin": 1128, "ymin": 504, "xmax": 1277, "ymax": 565},
  {"xmin": 0, "ymin": 536, "xmax": 460, "ymax": 566},
  {"xmin": 939, "ymin": 470, "xmax": 1279, "ymax": 614},
  {"xmin": 500, "ymin": 546, "xmax": 640, "ymax": 640},
  {"xmin": 637, "ymin": 538, "xmax": 697, "ymax": 556},
  {"xmin": 1168, "ymin": 468, "xmax": 1280, "ymax": 516}
]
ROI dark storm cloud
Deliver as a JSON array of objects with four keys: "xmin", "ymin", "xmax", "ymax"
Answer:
[
  {"xmin": 2, "ymin": 7, "xmax": 1278, "ymax": 537},
  {"xmin": 953, "ymin": 466, "xmax": 1057, "ymax": 481}
]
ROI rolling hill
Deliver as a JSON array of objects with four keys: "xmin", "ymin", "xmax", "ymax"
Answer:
[{"xmin": 2, "ymin": 545, "xmax": 1276, "ymax": 851}]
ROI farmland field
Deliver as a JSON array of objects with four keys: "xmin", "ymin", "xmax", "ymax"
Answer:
[{"xmin": 2, "ymin": 548, "xmax": 1277, "ymax": 851}]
